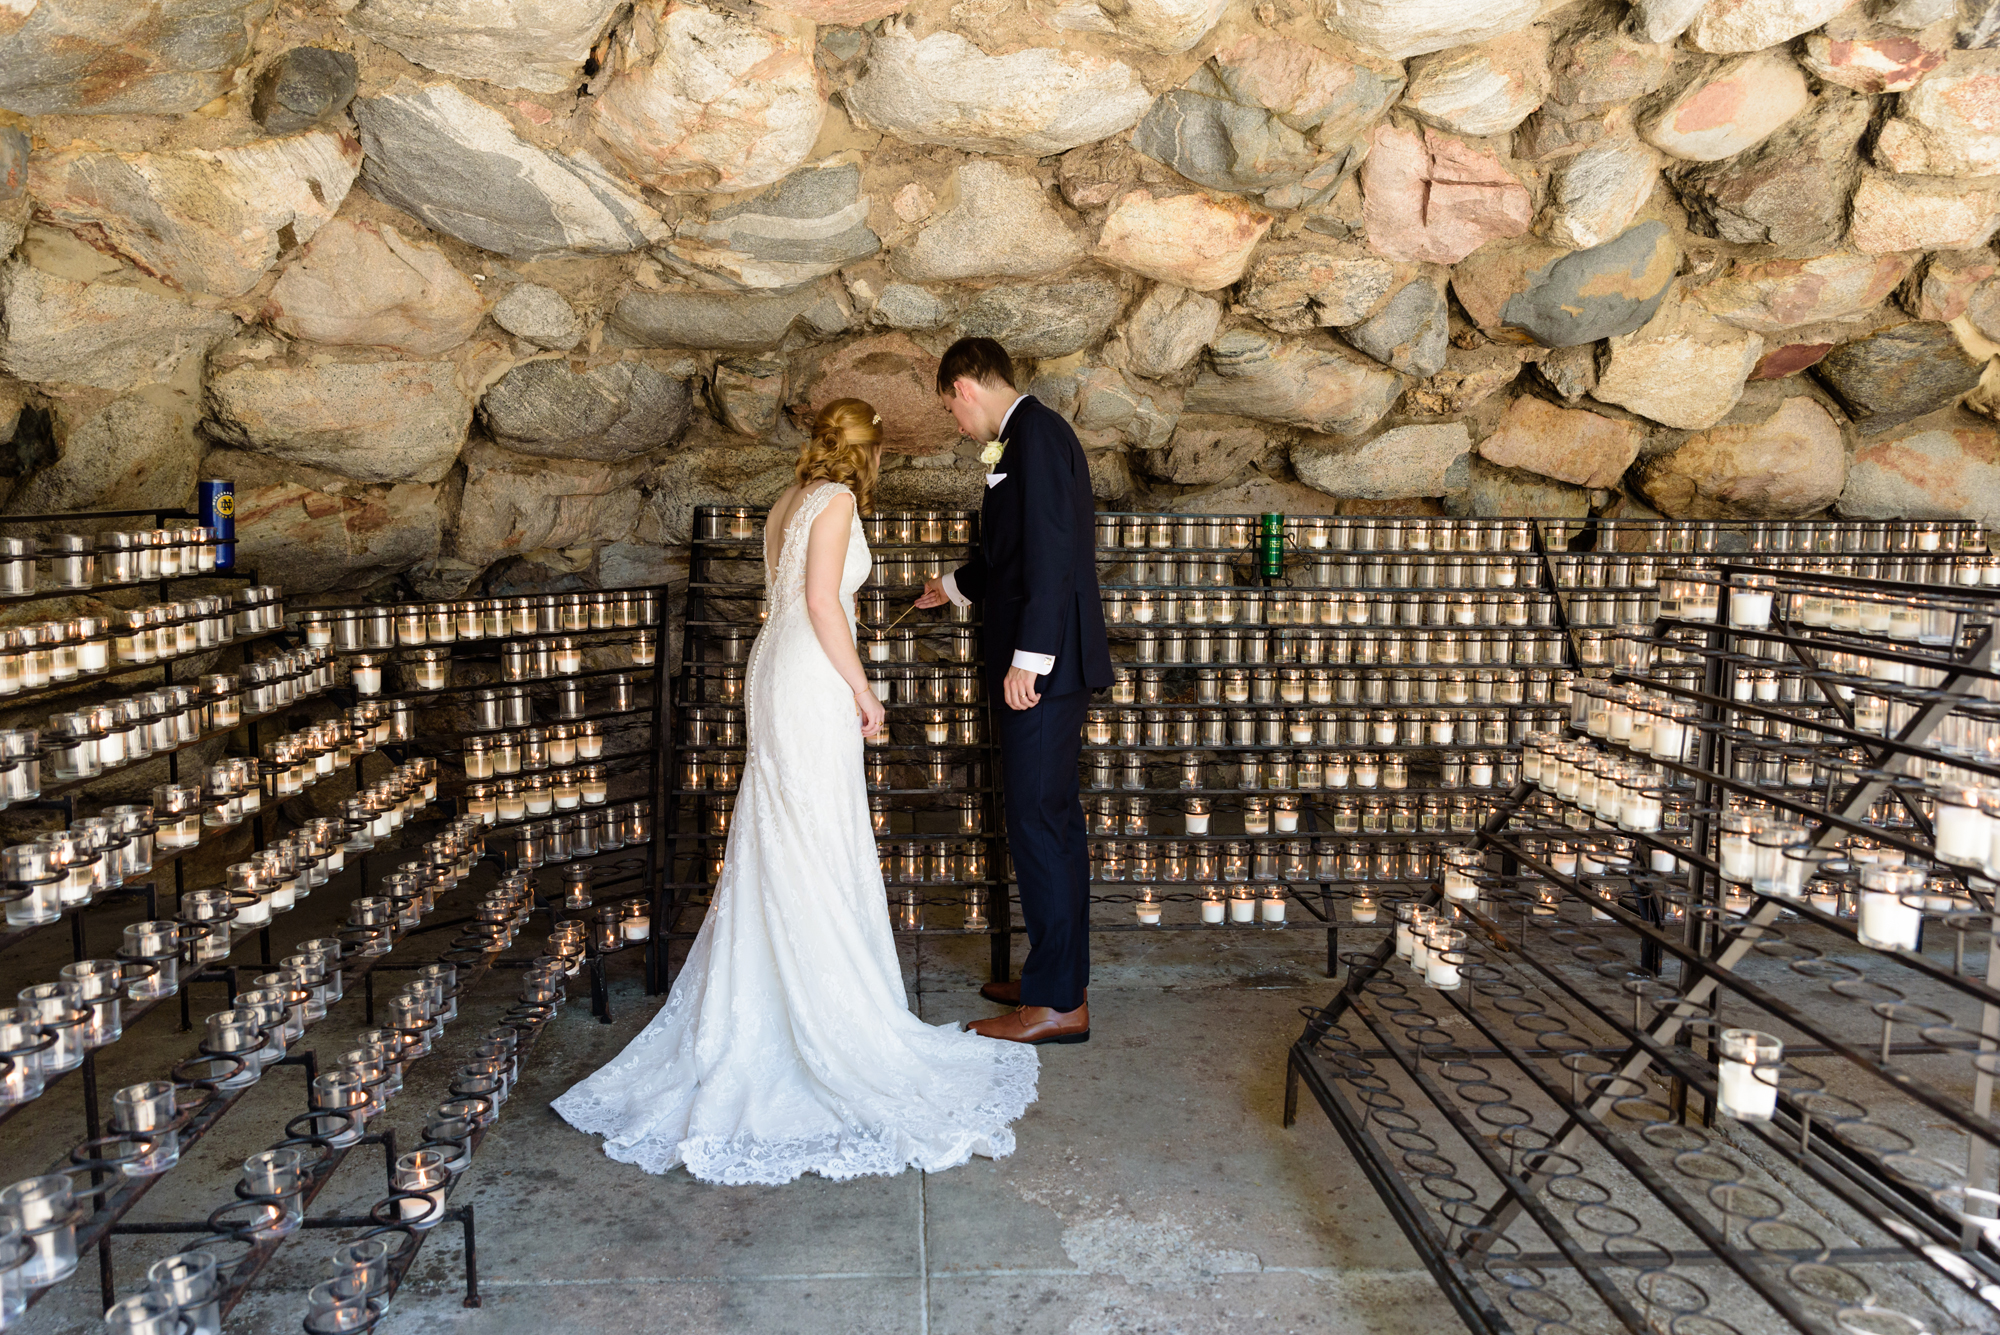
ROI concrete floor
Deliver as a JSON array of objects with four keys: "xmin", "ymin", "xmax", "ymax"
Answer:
[
  {"xmin": 379, "ymin": 922, "xmax": 1455, "ymax": 1335},
  {"xmin": 4, "ymin": 881, "xmax": 1458, "ymax": 1335}
]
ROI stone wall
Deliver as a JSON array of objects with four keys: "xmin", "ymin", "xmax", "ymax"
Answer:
[{"xmin": 1, "ymin": 0, "xmax": 1999, "ymax": 602}]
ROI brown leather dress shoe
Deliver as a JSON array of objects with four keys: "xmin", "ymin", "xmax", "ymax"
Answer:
[{"xmin": 967, "ymin": 1003, "xmax": 1090, "ymax": 1045}]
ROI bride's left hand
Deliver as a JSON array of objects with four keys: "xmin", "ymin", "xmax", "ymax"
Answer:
[{"xmin": 854, "ymin": 685, "xmax": 886, "ymax": 737}]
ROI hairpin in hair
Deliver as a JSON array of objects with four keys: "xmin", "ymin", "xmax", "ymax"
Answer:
[{"xmin": 871, "ymin": 414, "xmax": 881, "ymax": 425}]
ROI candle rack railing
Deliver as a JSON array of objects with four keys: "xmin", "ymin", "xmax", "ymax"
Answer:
[{"xmin": 1287, "ymin": 549, "xmax": 2000, "ymax": 1335}]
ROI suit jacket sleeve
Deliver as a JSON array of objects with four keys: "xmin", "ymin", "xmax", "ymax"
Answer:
[
  {"xmin": 1013, "ymin": 414, "xmax": 1080, "ymax": 659},
  {"xmin": 953, "ymin": 548, "xmax": 988, "ymax": 602}
]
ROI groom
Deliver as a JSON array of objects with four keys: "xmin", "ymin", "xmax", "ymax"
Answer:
[{"xmin": 917, "ymin": 337, "xmax": 1111, "ymax": 1046}]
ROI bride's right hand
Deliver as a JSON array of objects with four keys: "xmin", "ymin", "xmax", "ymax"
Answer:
[{"xmin": 854, "ymin": 685, "xmax": 885, "ymax": 737}]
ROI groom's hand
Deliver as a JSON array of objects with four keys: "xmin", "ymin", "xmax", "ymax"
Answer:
[
  {"xmin": 915, "ymin": 576, "xmax": 949, "ymax": 609},
  {"xmin": 1003, "ymin": 666, "xmax": 1041, "ymax": 711}
]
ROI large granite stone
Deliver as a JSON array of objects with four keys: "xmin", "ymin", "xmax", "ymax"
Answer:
[
  {"xmin": 1592, "ymin": 301, "xmax": 1763, "ymax": 430},
  {"xmin": 1141, "ymin": 418, "xmax": 1274, "ymax": 486},
  {"xmin": 1359, "ymin": 125, "xmax": 1531, "ymax": 265},
  {"xmin": 608, "ymin": 283, "xmax": 829, "ymax": 351},
  {"xmin": 12, "ymin": 390, "xmax": 202, "ymax": 514},
  {"xmin": 264, "ymin": 219, "xmax": 486, "ymax": 356},
  {"xmin": 1071, "ymin": 368, "xmax": 1181, "ymax": 450},
  {"xmin": 251, "ymin": 47, "xmax": 357, "ymax": 135},
  {"xmin": 792, "ymin": 333, "xmax": 960, "ymax": 456},
  {"xmin": 1401, "ymin": 30, "xmax": 1550, "ymax": 139},
  {"xmin": 1452, "ymin": 222, "xmax": 1678, "ymax": 347},
  {"xmin": 1476, "ymin": 392, "xmax": 1642, "ymax": 488},
  {"xmin": 1802, "ymin": 12, "xmax": 1951, "ymax": 92},
  {"xmin": 1693, "ymin": 250, "xmax": 1915, "ymax": 332},
  {"xmin": 1874, "ymin": 48, "xmax": 2000, "ymax": 176},
  {"xmin": 1462, "ymin": 455, "xmax": 1589, "ymax": 518},
  {"xmin": 1206, "ymin": 37, "xmax": 1404, "ymax": 152},
  {"xmin": 1630, "ymin": 0, "xmax": 1708, "ymax": 44},
  {"xmin": 1547, "ymin": 27, "xmax": 1674, "ymax": 109},
  {"xmin": 1237, "ymin": 237, "xmax": 1410, "ymax": 334},
  {"xmin": 1319, "ymin": 0, "xmax": 1540, "ymax": 60},
  {"xmin": 0, "ymin": 263, "xmax": 236, "ymax": 392},
  {"xmin": 1341, "ymin": 274, "xmax": 1448, "ymax": 378},
  {"xmin": 1538, "ymin": 139, "xmax": 1659, "ymax": 251},
  {"xmin": 1185, "ymin": 330, "xmax": 1402, "ymax": 436},
  {"xmin": 27, "ymin": 132, "xmax": 359, "ymax": 298},
  {"xmin": 492, "ymin": 284, "xmax": 584, "ymax": 350},
  {"xmin": 1840, "ymin": 409, "xmax": 2000, "ymax": 523},
  {"xmin": 954, "ymin": 277, "xmax": 1125, "ymax": 360},
  {"xmin": 711, "ymin": 356, "xmax": 787, "ymax": 438},
  {"xmin": 894, "ymin": 161, "xmax": 1083, "ymax": 282},
  {"xmin": 1635, "ymin": 394, "xmax": 1845, "ymax": 518},
  {"xmin": 1671, "ymin": 89, "xmax": 1872, "ymax": 253},
  {"xmin": 1124, "ymin": 285, "xmax": 1221, "ymax": 379},
  {"xmin": 1688, "ymin": 0, "xmax": 1858, "ymax": 53},
  {"xmin": 480, "ymin": 359, "xmax": 692, "ymax": 461},
  {"xmin": 1094, "ymin": 189, "xmax": 1271, "ymax": 292},
  {"xmin": 356, "ymin": 80, "xmax": 665, "ymax": 259},
  {"xmin": 1812, "ymin": 321, "xmax": 1985, "ymax": 426},
  {"xmin": 210, "ymin": 449, "xmax": 442, "ymax": 593},
  {"xmin": 346, "ymin": 0, "xmax": 622, "ymax": 95},
  {"xmin": 453, "ymin": 438, "xmax": 648, "ymax": 570},
  {"xmin": 665, "ymin": 162, "xmax": 880, "ymax": 291},
  {"xmin": 843, "ymin": 27, "xmax": 1153, "ymax": 158},
  {"xmin": 637, "ymin": 429, "xmax": 797, "ymax": 544},
  {"xmin": 1293, "ymin": 423, "xmax": 1469, "ymax": 499},
  {"xmin": 1641, "ymin": 53, "xmax": 1811, "ymax": 162},
  {"xmin": 203, "ymin": 358, "xmax": 472, "ymax": 484},
  {"xmin": 1046, "ymin": 0, "xmax": 1227, "ymax": 54},
  {"xmin": 1132, "ymin": 76, "xmax": 1323, "ymax": 198},
  {"xmin": 592, "ymin": 2, "xmax": 823, "ymax": 195},
  {"xmin": 1905, "ymin": 250, "xmax": 1998, "ymax": 323},
  {"xmin": 0, "ymin": 0, "xmax": 275, "ymax": 115},
  {"xmin": 1849, "ymin": 171, "xmax": 2000, "ymax": 254}
]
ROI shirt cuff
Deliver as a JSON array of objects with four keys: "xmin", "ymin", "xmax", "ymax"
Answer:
[
  {"xmin": 1012, "ymin": 650, "xmax": 1056, "ymax": 676},
  {"xmin": 940, "ymin": 571, "xmax": 971, "ymax": 608}
]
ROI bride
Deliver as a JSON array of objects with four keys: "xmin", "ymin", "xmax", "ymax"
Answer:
[{"xmin": 552, "ymin": 398, "xmax": 1039, "ymax": 1185}]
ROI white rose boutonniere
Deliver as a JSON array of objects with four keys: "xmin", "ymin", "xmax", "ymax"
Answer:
[{"xmin": 979, "ymin": 439, "xmax": 1007, "ymax": 468}]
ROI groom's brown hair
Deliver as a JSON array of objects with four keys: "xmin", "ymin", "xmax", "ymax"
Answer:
[{"xmin": 935, "ymin": 338, "xmax": 1017, "ymax": 395}]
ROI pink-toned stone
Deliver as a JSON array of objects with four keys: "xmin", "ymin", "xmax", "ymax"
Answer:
[
  {"xmin": 1694, "ymin": 250, "xmax": 1917, "ymax": 332},
  {"xmin": 1874, "ymin": 49, "xmax": 2000, "ymax": 176},
  {"xmin": 591, "ymin": 2, "xmax": 824, "ymax": 195},
  {"xmin": 1751, "ymin": 342, "xmax": 1835, "ymax": 379},
  {"xmin": 1636, "ymin": 395, "xmax": 1845, "ymax": 518},
  {"xmin": 1476, "ymin": 393, "xmax": 1643, "ymax": 488},
  {"xmin": 791, "ymin": 333, "xmax": 958, "ymax": 457},
  {"xmin": 1840, "ymin": 410, "xmax": 2000, "ymax": 522},
  {"xmin": 264, "ymin": 219, "xmax": 486, "ymax": 356},
  {"xmin": 1904, "ymin": 249, "xmax": 1999, "ymax": 322},
  {"xmin": 1359, "ymin": 125, "xmax": 1532, "ymax": 265},
  {"xmin": 1688, "ymin": 0, "xmax": 1858, "ymax": 54},
  {"xmin": 1801, "ymin": 15, "xmax": 1950, "ymax": 93},
  {"xmin": 1094, "ymin": 188, "xmax": 1273, "ymax": 292},
  {"xmin": 1208, "ymin": 35, "xmax": 1406, "ymax": 145},
  {"xmin": 28, "ymin": 132, "xmax": 360, "ymax": 299},
  {"xmin": 1640, "ymin": 53, "xmax": 1811, "ymax": 162},
  {"xmin": 1850, "ymin": 171, "xmax": 2000, "ymax": 254}
]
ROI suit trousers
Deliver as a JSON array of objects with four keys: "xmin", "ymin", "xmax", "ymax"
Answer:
[{"xmin": 993, "ymin": 687, "xmax": 1091, "ymax": 1013}]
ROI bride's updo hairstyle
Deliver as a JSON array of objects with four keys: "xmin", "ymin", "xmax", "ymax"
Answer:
[{"xmin": 796, "ymin": 398, "xmax": 883, "ymax": 513}]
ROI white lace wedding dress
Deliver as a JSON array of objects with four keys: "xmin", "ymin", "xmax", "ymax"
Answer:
[{"xmin": 552, "ymin": 482, "xmax": 1039, "ymax": 1184}]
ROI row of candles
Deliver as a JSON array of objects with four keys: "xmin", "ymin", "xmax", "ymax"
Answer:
[
  {"xmin": 1550, "ymin": 551, "xmax": 1980, "ymax": 594},
  {"xmin": 0, "ymin": 527, "xmax": 230, "ymax": 599},
  {"xmin": 505, "ymin": 803, "xmax": 652, "ymax": 870},
  {"xmin": 0, "ymin": 589, "xmax": 285, "ymax": 698},
  {"xmin": 1103, "ymin": 588, "xmax": 1562, "ymax": 632},
  {"xmin": 0, "ymin": 811, "xmax": 492, "ymax": 1326},
  {"xmin": 296, "ymin": 589, "xmax": 659, "ymax": 650},
  {"xmin": 1105, "ymin": 552, "xmax": 1549, "ymax": 592},
  {"xmin": 348, "ymin": 648, "xmax": 654, "ymax": 695},
  {"xmin": 1111, "ymin": 626, "xmax": 1572, "ymax": 668},
  {"xmin": 92, "ymin": 872, "xmax": 575, "ymax": 1331}
]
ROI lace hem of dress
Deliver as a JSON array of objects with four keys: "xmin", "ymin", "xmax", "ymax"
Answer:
[{"xmin": 549, "ymin": 1044, "xmax": 1040, "ymax": 1185}]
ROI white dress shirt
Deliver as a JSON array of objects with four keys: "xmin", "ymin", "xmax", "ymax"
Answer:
[{"xmin": 937, "ymin": 397, "xmax": 1056, "ymax": 677}]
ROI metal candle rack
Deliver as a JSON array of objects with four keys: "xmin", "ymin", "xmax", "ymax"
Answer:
[{"xmin": 1286, "ymin": 516, "xmax": 2000, "ymax": 1335}]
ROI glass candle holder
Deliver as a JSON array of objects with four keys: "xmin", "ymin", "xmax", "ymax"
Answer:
[
  {"xmin": 1717, "ymin": 1028, "xmax": 1781, "ymax": 1121},
  {"xmin": 0, "ymin": 1175, "xmax": 78, "ymax": 1286},
  {"xmin": 240, "ymin": 1148, "xmax": 305, "ymax": 1236},
  {"xmin": 1858, "ymin": 862, "xmax": 1925, "ymax": 950},
  {"xmin": 110, "ymin": 1079, "xmax": 180, "ymax": 1176}
]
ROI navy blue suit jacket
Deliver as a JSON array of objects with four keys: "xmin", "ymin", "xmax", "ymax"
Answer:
[{"xmin": 951, "ymin": 397, "xmax": 1113, "ymax": 697}]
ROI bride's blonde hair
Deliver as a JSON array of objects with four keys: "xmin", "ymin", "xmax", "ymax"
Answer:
[{"xmin": 795, "ymin": 399, "xmax": 883, "ymax": 513}]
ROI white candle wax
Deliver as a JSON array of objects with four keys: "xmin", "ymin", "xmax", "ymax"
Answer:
[
  {"xmin": 353, "ymin": 667, "xmax": 382, "ymax": 696},
  {"xmin": 1718, "ymin": 1058, "xmax": 1777, "ymax": 1121},
  {"xmin": 1137, "ymin": 904, "xmax": 1162, "ymax": 925},
  {"xmin": 1185, "ymin": 813, "xmax": 1209, "ymax": 835},
  {"xmin": 1729, "ymin": 591, "xmax": 1773, "ymax": 629},
  {"xmin": 1859, "ymin": 602, "xmax": 1892, "ymax": 632},
  {"xmin": 1260, "ymin": 896, "xmax": 1286, "ymax": 923},
  {"xmin": 1934, "ymin": 802, "xmax": 1987, "ymax": 866},
  {"xmin": 1243, "ymin": 815, "xmax": 1270, "ymax": 835},
  {"xmin": 1651, "ymin": 719, "xmax": 1686, "ymax": 760},
  {"xmin": 1425, "ymin": 953, "xmax": 1460, "ymax": 989},
  {"xmin": 1275, "ymin": 811, "xmax": 1299, "ymax": 833},
  {"xmin": 1443, "ymin": 870, "xmax": 1479, "ymax": 901},
  {"xmin": 1859, "ymin": 890, "xmax": 1921, "ymax": 950},
  {"xmin": 867, "ymin": 640, "xmax": 890, "ymax": 662},
  {"xmin": 1373, "ymin": 722, "xmax": 1398, "ymax": 744},
  {"xmin": 623, "ymin": 917, "xmax": 651, "ymax": 942},
  {"xmin": 1351, "ymin": 903, "xmax": 1378, "ymax": 923},
  {"xmin": 1229, "ymin": 897, "xmax": 1256, "ymax": 923},
  {"xmin": 79, "ymin": 642, "xmax": 108, "ymax": 672},
  {"xmin": 1201, "ymin": 900, "xmax": 1225, "ymax": 923},
  {"xmin": 1718, "ymin": 835, "xmax": 1756, "ymax": 883}
]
